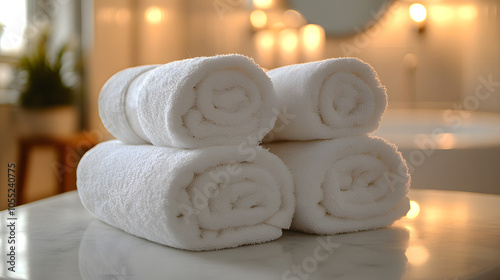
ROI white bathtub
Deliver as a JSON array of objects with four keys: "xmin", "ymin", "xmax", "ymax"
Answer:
[{"xmin": 373, "ymin": 109, "xmax": 500, "ymax": 195}]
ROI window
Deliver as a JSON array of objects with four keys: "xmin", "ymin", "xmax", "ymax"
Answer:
[{"xmin": 0, "ymin": 0, "xmax": 27, "ymax": 54}]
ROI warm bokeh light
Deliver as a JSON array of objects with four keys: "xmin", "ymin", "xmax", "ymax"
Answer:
[
  {"xmin": 458, "ymin": 5, "xmax": 478, "ymax": 20},
  {"xmin": 406, "ymin": 200, "xmax": 420, "ymax": 219},
  {"xmin": 256, "ymin": 30, "xmax": 275, "ymax": 50},
  {"xmin": 145, "ymin": 6, "xmax": 164, "ymax": 24},
  {"xmin": 431, "ymin": 5, "xmax": 454, "ymax": 23},
  {"xmin": 437, "ymin": 133, "xmax": 456, "ymax": 149},
  {"xmin": 253, "ymin": 0, "xmax": 272, "ymax": 9},
  {"xmin": 424, "ymin": 205, "xmax": 445, "ymax": 224},
  {"xmin": 410, "ymin": 3, "xmax": 427, "ymax": 23},
  {"xmin": 278, "ymin": 28, "xmax": 298, "ymax": 53},
  {"xmin": 255, "ymin": 30, "xmax": 276, "ymax": 68},
  {"xmin": 406, "ymin": 245, "xmax": 430, "ymax": 266},
  {"xmin": 250, "ymin": 10, "xmax": 267, "ymax": 28},
  {"xmin": 301, "ymin": 24, "xmax": 325, "ymax": 51},
  {"xmin": 282, "ymin": 10, "xmax": 304, "ymax": 28}
]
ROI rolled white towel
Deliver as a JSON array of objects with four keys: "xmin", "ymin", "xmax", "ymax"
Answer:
[
  {"xmin": 264, "ymin": 136, "xmax": 410, "ymax": 234},
  {"xmin": 265, "ymin": 58, "xmax": 387, "ymax": 142},
  {"xmin": 77, "ymin": 140, "xmax": 294, "ymax": 251},
  {"xmin": 99, "ymin": 54, "xmax": 277, "ymax": 148}
]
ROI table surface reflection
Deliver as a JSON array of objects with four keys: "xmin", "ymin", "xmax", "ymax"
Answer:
[{"xmin": 1, "ymin": 189, "xmax": 499, "ymax": 280}]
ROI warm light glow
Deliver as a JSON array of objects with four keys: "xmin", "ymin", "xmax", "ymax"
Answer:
[
  {"xmin": 410, "ymin": 3, "xmax": 427, "ymax": 23},
  {"xmin": 406, "ymin": 200, "xmax": 420, "ymax": 219},
  {"xmin": 459, "ymin": 5, "xmax": 477, "ymax": 20},
  {"xmin": 282, "ymin": 10, "xmax": 304, "ymax": 28},
  {"xmin": 424, "ymin": 205, "xmax": 445, "ymax": 223},
  {"xmin": 250, "ymin": 10, "xmax": 267, "ymax": 28},
  {"xmin": 301, "ymin": 24, "xmax": 325, "ymax": 51},
  {"xmin": 437, "ymin": 133, "xmax": 456, "ymax": 149},
  {"xmin": 145, "ymin": 6, "xmax": 164, "ymax": 24},
  {"xmin": 431, "ymin": 5, "xmax": 454, "ymax": 23},
  {"xmin": 256, "ymin": 30, "xmax": 275, "ymax": 50},
  {"xmin": 255, "ymin": 30, "xmax": 276, "ymax": 69},
  {"xmin": 253, "ymin": 0, "xmax": 272, "ymax": 9},
  {"xmin": 406, "ymin": 245, "xmax": 429, "ymax": 266},
  {"xmin": 278, "ymin": 28, "xmax": 298, "ymax": 53}
]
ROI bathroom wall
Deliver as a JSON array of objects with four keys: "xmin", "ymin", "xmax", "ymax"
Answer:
[
  {"xmin": 84, "ymin": 0, "xmax": 500, "ymax": 131},
  {"xmin": 463, "ymin": 0, "xmax": 500, "ymax": 113},
  {"xmin": 321, "ymin": 1, "xmax": 500, "ymax": 111},
  {"xmin": 85, "ymin": 0, "xmax": 135, "ymax": 136},
  {"xmin": 85, "ymin": 0, "xmax": 255, "ymax": 132}
]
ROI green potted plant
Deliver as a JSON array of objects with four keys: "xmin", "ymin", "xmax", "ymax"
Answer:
[{"xmin": 15, "ymin": 29, "xmax": 78, "ymax": 137}]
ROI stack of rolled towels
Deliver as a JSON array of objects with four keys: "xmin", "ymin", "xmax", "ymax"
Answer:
[
  {"xmin": 77, "ymin": 54, "xmax": 411, "ymax": 251},
  {"xmin": 77, "ymin": 55, "xmax": 295, "ymax": 251},
  {"xmin": 263, "ymin": 58, "xmax": 411, "ymax": 234}
]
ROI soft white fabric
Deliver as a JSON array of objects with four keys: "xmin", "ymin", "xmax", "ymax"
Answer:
[
  {"xmin": 77, "ymin": 140, "xmax": 294, "ymax": 251},
  {"xmin": 264, "ymin": 136, "xmax": 410, "ymax": 235},
  {"xmin": 264, "ymin": 58, "xmax": 387, "ymax": 142},
  {"xmin": 99, "ymin": 54, "xmax": 277, "ymax": 148}
]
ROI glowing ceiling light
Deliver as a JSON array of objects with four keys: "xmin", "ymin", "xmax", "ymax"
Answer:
[
  {"xmin": 409, "ymin": 3, "xmax": 427, "ymax": 23},
  {"xmin": 431, "ymin": 5, "xmax": 454, "ymax": 23},
  {"xmin": 406, "ymin": 200, "xmax": 420, "ymax": 219},
  {"xmin": 278, "ymin": 28, "xmax": 298, "ymax": 53},
  {"xmin": 459, "ymin": 5, "xmax": 478, "ymax": 20},
  {"xmin": 145, "ymin": 6, "xmax": 164, "ymax": 24},
  {"xmin": 253, "ymin": 0, "xmax": 272, "ymax": 9},
  {"xmin": 301, "ymin": 24, "xmax": 325, "ymax": 51},
  {"xmin": 250, "ymin": 10, "xmax": 267, "ymax": 28},
  {"xmin": 256, "ymin": 30, "xmax": 275, "ymax": 50}
]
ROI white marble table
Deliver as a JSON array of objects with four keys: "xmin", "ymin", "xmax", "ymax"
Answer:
[{"xmin": 1, "ymin": 189, "xmax": 500, "ymax": 280}]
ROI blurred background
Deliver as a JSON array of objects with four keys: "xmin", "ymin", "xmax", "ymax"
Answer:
[{"xmin": 1, "ymin": 0, "xmax": 499, "ymax": 209}]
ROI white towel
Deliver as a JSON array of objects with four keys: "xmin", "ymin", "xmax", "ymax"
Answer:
[
  {"xmin": 264, "ymin": 58, "xmax": 387, "ymax": 142},
  {"xmin": 99, "ymin": 54, "xmax": 277, "ymax": 148},
  {"xmin": 264, "ymin": 136, "xmax": 410, "ymax": 234},
  {"xmin": 77, "ymin": 140, "xmax": 294, "ymax": 251}
]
